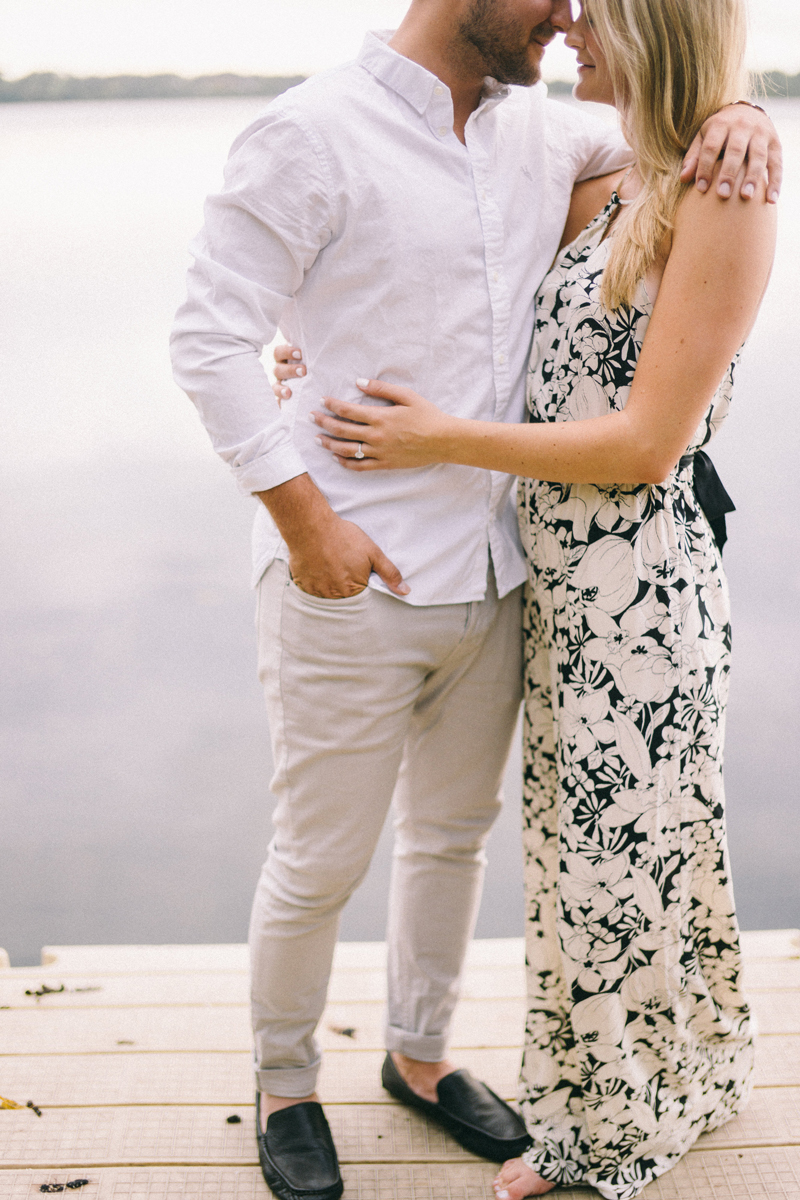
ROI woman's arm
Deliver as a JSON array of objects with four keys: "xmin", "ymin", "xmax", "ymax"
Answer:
[{"xmin": 314, "ymin": 168, "xmax": 776, "ymax": 485}]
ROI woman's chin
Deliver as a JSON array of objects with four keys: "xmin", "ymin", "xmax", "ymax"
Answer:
[
  {"xmin": 572, "ymin": 77, "xmax": 614, "ymax": 107},
  {"xmin": 571, "ymin": 78, "xmax": 595, "ymax": 102}
]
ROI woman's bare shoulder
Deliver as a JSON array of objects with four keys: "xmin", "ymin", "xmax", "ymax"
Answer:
[
  {"xmin": 674, "ymin": 160, "xmax": 775, "ymax": 239},
  {"xmin": 558, "ymin": 169, "xmax": 628, "ymax": 250}
]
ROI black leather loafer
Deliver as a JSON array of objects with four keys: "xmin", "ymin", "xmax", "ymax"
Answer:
[
  {"xmin": 381, "ymin": 1053, "xmax": 531, "ymax": 1162},
  {"xmin": 255, "ymin": 1094, "xmax": 343, "ymax": 1200}
]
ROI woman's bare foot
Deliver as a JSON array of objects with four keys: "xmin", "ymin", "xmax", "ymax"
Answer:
[{"xmin": 493, "ymin": 1158, "xmax": 556, "ymax": 1199}]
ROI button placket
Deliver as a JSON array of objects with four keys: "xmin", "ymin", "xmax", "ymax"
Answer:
[
  {"xmin": 469, "ymin": 142, "xmax": 512, "ymax": 423},
  {"xmin": 428, "ymin": 82, "xmax": 454, "ymax": 140},
  {"xmin": 468, "ymin": 85, "xmax": 522, "ymax": 596}
]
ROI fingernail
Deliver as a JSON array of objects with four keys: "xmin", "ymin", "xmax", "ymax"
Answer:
[
  {"xmin": 308, "ymin": 414, "xmax": 317, "ymax": 424},
  {"xmin": 696, "ymin": 178, "xmax": 708, "ymax": 193},
  {"xmin": 296, "ymin": 366, "xmax": 305, "ymax": 376},
  {"xmin": 314, "ymin": 437, "xmax": 322, "ymax": 446},
  {"xmin": 397, "ymin": 584, "xmax": 410, "ymax": 595},
  {"xmin": 497, "ymin": 1191, "xmax": 510, "ymax": 1199},
  {"xmin": 742, "ymin": 182, "xmax": 754, "ymax": 198},
  {"xmin": 282, "ymin": 388, "xmax": 290, "ymax": 398},
  {"xmin": 292, "ymin": 350, "xmax": 302, "ymax": 359},
  {"xmin": 718, "ymin": 181, "xmax": 731, "ymax": 198},
  {"xmin": 769, "ymin": 190, "xmax": 779, "ymax": 203},
  {"xmin": 356, "ymin": 377, "xmax": 369, "ymax": 388}
]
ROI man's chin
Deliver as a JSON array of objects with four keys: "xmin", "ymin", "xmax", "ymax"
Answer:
[
  {"xmin": 522, "ymin": 42, "xmax": 545, "ymax": 85},
  {"xmin": 495, "ymin": 65, "xmax": 541, "ymax": 87},
  {"xmin": 523, "ymin": 57, "xmax": 542, "ymax": 84},
  {"xmin": 495, "ymin": 50, "xmax": 542, "ymax": 88}
]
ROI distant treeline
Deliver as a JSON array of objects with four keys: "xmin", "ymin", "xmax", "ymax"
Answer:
[
  {"xmin": 759, "ymin": 71, "xmax": 800, "ymax": 98},
  {"xmin": 0, "ymin": 72, "xmax": 306, "ymax": 103},
  {"xmin": 546, "ymin": 72, "xmax": 800, "ymax": 97},
  {"xmin": 1, "ymin": 69, "xmax": 799, "ymax": 104}
]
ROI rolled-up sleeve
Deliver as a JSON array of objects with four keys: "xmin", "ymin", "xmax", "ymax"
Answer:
[
  {"xmin": 170, "ymin": 106, "xmax": 333, "ymax": 495},
  {"xmin": 574, "ymin": 115, "xmax": 633, "ymax": 183}
]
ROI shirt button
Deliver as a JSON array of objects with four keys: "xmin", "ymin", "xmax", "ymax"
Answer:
[
  {"xmin": 493, "ymin": 271, "xmax": 500, "ymax": 282},
  {"xmin": 434, "ymin": 85, "xmax": 443, "ymax": 96},
  {"xmin": 481, "ymin": 191, "xmax": 487, "ymax": 201},
  {"xmin": 438, "ymin": 125, "xmax": 448, "ymax": 136},
  {"xmin": 498, "ymin": 354, "xmax": 506, "ymax": 365}
]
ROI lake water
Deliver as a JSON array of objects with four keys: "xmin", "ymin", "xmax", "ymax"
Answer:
[{"xmin": 2, "ymin": 96, "xmax": 799, "ymax": 966}]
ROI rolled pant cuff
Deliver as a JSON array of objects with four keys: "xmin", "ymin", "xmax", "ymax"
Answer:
[
  {"xmin": 255, "ymin": 1060, "xmax": 321, "ymax": 1098},
  {"xmin": 384, "ymin": 1023, "xmax": 448, "ymax": 1063}
]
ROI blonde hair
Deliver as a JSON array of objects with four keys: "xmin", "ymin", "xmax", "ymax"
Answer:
[{"xmin": 584, "ymin": 0, "xmax": 750, "ymax": 311}]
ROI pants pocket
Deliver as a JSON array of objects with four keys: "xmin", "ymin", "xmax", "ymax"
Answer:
[{"xmin": 287, "ymin": 576, "xmax": 371, "ymax": 611}]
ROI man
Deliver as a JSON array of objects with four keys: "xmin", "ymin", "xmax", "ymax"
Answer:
[{"xmin": 171, "ymin": 2, "xmax": 780, "ymax": 1197}]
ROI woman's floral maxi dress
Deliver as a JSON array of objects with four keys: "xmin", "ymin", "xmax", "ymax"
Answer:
[{"xmin": 517, "ymin": 195, "xmax": 753, "ymax": 1199}]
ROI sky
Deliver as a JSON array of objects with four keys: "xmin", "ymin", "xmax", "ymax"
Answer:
[{"xmin": 2, "ymin": 0, "xmax": 800, "ymax": 82}]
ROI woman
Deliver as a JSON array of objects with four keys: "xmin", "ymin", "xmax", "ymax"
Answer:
[{"xmin": 276, "ymin": 1, "xmax": 776, "ymax": 1195}]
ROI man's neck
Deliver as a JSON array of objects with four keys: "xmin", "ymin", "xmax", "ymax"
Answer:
[{"xmin": 389, "ymin": 7, "xmax": 488, "ymax": 143}]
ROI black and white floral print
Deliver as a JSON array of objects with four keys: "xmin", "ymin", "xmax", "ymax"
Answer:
[{"xmin": 517, "ymin": 197, "xmax": 753, "ymax": 1200}]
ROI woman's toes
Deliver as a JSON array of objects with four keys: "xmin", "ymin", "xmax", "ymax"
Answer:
[{"xmin": 492, "ymin": 1158, "xmax": 555, "ymax": 1199}]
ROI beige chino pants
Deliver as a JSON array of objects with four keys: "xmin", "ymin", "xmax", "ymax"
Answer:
[{"xmin": 249, "ymin": 558, "xmax": 522, "ymax": 1096}]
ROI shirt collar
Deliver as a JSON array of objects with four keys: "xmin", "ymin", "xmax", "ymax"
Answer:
[{"xmin": 358, "ymin": 30, "xmax": 511, "ymax": 116}]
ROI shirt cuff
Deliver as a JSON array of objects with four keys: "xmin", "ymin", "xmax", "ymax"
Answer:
[{"xmin": 231, "ymin": 445, "xmax": 309, "ymax": 496}]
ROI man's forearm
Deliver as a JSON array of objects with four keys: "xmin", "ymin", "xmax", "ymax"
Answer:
[{"xmin": 255, "ymin": 473, "xmax": 337, "ymax": 549}]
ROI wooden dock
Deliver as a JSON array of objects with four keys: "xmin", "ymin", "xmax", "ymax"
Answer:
[{"xmin": 2, "ymin": 932, "xmax": 800, "ymax": 1198}]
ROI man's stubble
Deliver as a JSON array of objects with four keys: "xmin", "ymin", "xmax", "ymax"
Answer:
[{"xmin": 455, "ymin": 0, "xmax": 554, "ymax": 86}]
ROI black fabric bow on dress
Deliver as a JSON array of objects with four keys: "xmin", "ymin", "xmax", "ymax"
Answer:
[{"xmin": 679, "ymin": 449, "xmax": 736, "ymax": 551}]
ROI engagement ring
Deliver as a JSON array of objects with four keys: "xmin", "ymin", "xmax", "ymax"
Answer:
[{"xmin": 354, "ymin": 444, "xmax": 365, "ymax": 459}]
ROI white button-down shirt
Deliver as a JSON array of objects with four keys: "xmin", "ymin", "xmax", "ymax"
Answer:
[{"xmin": 171, "ymin": 32, "xmax": 630, "ymax": 604}]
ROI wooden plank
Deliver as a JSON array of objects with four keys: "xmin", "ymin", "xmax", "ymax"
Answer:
[
  {"xmin": 2, "ymin": 991, "xmax": 793, "ymax": 1053},
  {"xmin": 460, "ymin": 939, "xmax": 525, "ymax": 968},
  {"xmin": 656, "ymin": 1148, "xmax": 800, "ymax": 1198},
  {"xmin": 0, "ymin": 974, "xmax": 250, "ymax": 1009},
  {"xmin": 38, "ymin": 945, "xmax": 251, "ymax": 973},
  {"xmin": 1, "ymin": 1035, "xmax": 795, "ymax": 1109},
  {"xmin": 0, "ymin": 998, "xmax": 527, "ymax": 1056},
  {"xmin": 9, "ymin": 959, "xmax": 795, "ymax": 1010},
  {"xmin": 740, "ymin": 930, "xmax": 800, "ymax": 960},
  {"xmin": 1, "ymin": 1035, "xmax": 795, "ymax": 1110},
  {"xmin": 34, "ymin": 939, "xmax": 527, "ymax": 975},
  {"xmin": 694, "ymin": 1086, "xmax": 800, "ymax": 1149},
  {"xmin": 0, "ymin": 965, "xmax": 526, "ymax": 1009},
  {"xmin": 743, "ymin": 960, "xmax": 800, "ymax": 991},
  {"xmin": 0, "ymin": 1103, "xmax": 485, "ymax": 1168},
  {"xmin": 0, "ymin": 1052, "xmax": 257, "ymax": 1108},
  {"xmin": 327, "ymin": 964, "xmax": 526, "ymax": 1002},
  {"xmin": 0, "ymin": 1007, "xmax": 256, "ymax": 1055},
  {"xmin": 754, "ymin": 1034, "xmax": 800, "ymax": 1087},
  {"xmin": 0, "ymin": 1165, "xmax": 500, "ymax": 1200},
  {"xmin": 4, "ymin": 1089, "xmax": 800, "ymax": 1169},
  {"xmin": 750, "ymin": 991, "xmax": 800, "ymax": 1035},
  {"xmin": 32, "ymin": 931, "xmax": 797, "ymax": 974},
  {"xmin": 8, "ymin": 960, "xmax": 792, "ymax": 1010},
  {"xmin": 0, "ymin": 1047, "xmax": 523, "ymax": 1108},
  {"xmin": 4, "ymin": 1153, "xmax": 800, "ymax": 1200}
]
